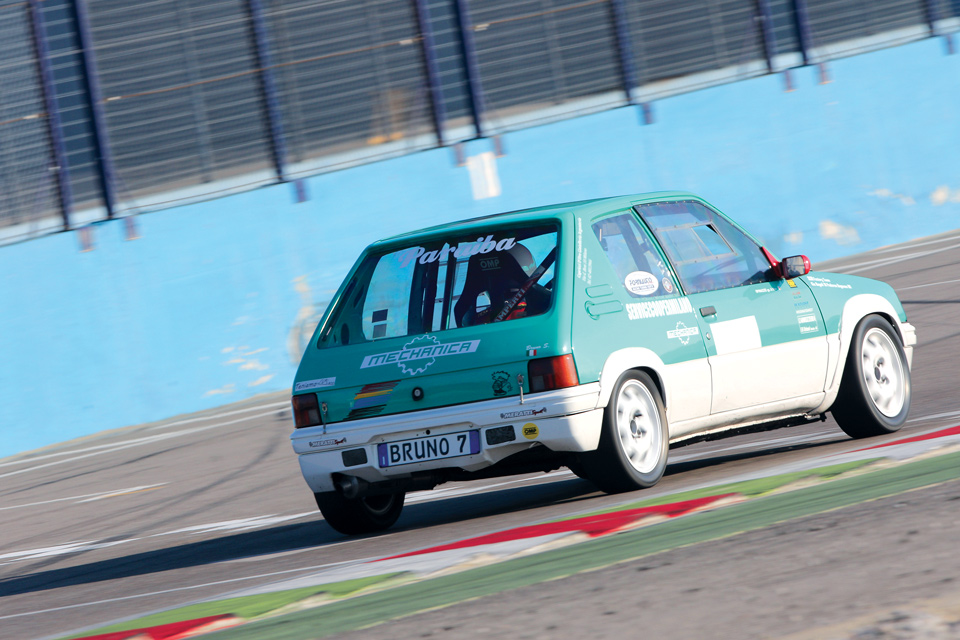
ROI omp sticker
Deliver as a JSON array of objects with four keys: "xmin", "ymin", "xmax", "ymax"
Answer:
[
  {"xmin": 361, "ymin": 335, "xmax": 480, "ymax": 375},
  {"xmin": 522, "ymin": 423, "xmax": 540, "ymax": 439},
  {"xmin": 396, "ymin": 236, "xmax": 517, "ymax": 268},
  {"xmin": 501, "ymin": 407, "xmax": 547, "ymax": 419},
  {"xmin": 711, "ymin": 316, "xmax": 762, "ymax": 355},
  {"xmin": 624, "ymin": 271, "xmax": 659, "ymax": 296},
  {"xmin": 308, "ymin": 437, "xmax": 346, "ymax": 448},
  {"xmin": 667, "ymin": 321, "xmax": 700, "ymax": 346},
  {"xmin": 626, "ymin": 297, "xmax": 694, "ymax": 320},
  {"xmin": 294, "ymin": 377, "xmax": 336, "ymax": 391},
  {"xmin": 806, "ymin": 276, "xmax": 852, "ymax": 290}
]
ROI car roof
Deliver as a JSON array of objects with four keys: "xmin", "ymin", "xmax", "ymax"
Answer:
[{"xmin": 370, "ymin": 192, "xmax": 704, "ymax": 250}]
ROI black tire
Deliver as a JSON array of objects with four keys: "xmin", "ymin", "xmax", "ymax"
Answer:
[
  {"xmin": 578, "ymin": 370, "xmax": 669, "ymax": 493},
  {"xmin": 832, "ymin": 315, "xmax": 911, "ymax": 439},
  {"xmin": 314, "ymin": 491, "xmax": 405, "ymax": 535}
]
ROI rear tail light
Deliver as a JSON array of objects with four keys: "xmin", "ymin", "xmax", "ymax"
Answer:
[
  {"xmin": 292, "ymin": 394, "xmax": 321, "ymax": 428},
  {"xmin": 527, "ymin": 354, "xmax": 579, "ymax": 393}
]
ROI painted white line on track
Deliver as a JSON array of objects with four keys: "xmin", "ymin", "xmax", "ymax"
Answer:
[
  {"xmin": 0, "ymin": 401, "xmax": 289, "ymax": 470},
  {"xmin": 833, "ymin": 241, "xmax": 960, "ymax": 275},
  {"xmin": 898, "ymin": 278, "xmax": 960, "ymax": 292},
  {"xmin": 0, "ymin": 552, "xmax": 377, "ymax": 622},
  {"xmin": 150, "ymin": 513, "xmax": 316, "ymax": 537},
  {"xmin": 0, "ymin": 484, "xmax": 167, "ymax": 511},
  {"xmin": 0, "ymin": 409, "xmax": 285, "ymax": 481},
  {"xmin": 0, "ymin": 539, "xmax": 136, "ymax": 563},
  {"xmin": 908, "ymin": 410, "xmax": 960, "ymax": 423},
  {"xmin": 670, "ymin": 431, "xmax": 841, "ymax": 463}
]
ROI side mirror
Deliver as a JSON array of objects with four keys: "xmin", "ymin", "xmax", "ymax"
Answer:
[{"xmin": 780, "ymin": 255, "xmax": 811, "ymax": 279}]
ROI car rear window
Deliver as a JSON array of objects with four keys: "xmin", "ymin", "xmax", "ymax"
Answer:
[{"xmin": 318, "ymin": 224, "xmax": 558, "ymax": 349}]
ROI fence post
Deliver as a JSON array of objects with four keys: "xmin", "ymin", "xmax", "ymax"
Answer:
[
  {"xmin": 608, "ymin": 0, "xmax": 639, "ymax": 103},
  {"xmin": 72, "ymin": 0, "xmax": 117, "ymax": 218},
  {"xmin": 452, "ymin": 0, "xmax": 486, "ymax": 138},
  {"xmin": 412, "ymin": 0, "xmax": 448, "ymax": 146},
  {"xmin": 922, "ymin": 0, "xmax": 955, "ymax": 53},
  {"xmin": 791, "ymin": 0, "xmax": 814, "ymax": 66},
  {"xmin": 246, "ymin": 0, "xmax": 288, "ymax": 181},
  {"xmin": 27, "ymin": 0, "xmax": 72, "ymax": 227},
  {"xmin": 754, "ymin": 0, "xmax": 779, "ymax": 73}
]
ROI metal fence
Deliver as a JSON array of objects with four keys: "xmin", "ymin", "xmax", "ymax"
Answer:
[{"xmin": 1, "ymin": 0, "xmax": 957, "ymax": 240}]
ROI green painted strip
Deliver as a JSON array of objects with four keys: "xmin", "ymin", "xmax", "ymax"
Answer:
[
  {"xmin": 212, "ymin": 451, "xmax": 960, "ymax": 640},
  {"xmin": 59, "ymin": 573, "xmax": 407, "ymax": 640}
]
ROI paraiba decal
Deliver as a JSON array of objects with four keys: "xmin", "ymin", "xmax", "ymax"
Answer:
[
  {"xmin": 667, "ymin": 321, "xmax": 700, "ymax": 346},
  {"xmin": 491, "ymin": 371, "xmax": 513, "ymax": 397},
  {"xmin": 522, "ymin": 423, "xmax": 540, "ymax": 439},
  {"xmin": 624, "ymin": 271, "xmax": 659, "ymax": 296},
  {"xmin": 625, "ymin": 297, "xmax": 694, "ymax": 320},
  {"xmin": 360, "ymin": 335, "xmax": 480, "ymax": 376},
  {"xmin": 396, "ymin": 235, "xmax": 516, "ymax": 268},
  {"xmin": 500, "ymin": 407, "xmax": 547, "ymax": 420},
  {"xmin": 806, "ymin": 276, "xmax": 852, "ymax": 290},
  {"xmin": 294, "ymin": 377, "xmax": 336, "ymax": 391}
]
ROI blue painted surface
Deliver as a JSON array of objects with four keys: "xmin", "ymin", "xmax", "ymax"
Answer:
[{"xmin": 3, "ymin": 37, "xmax": 960, "ymax": 457}]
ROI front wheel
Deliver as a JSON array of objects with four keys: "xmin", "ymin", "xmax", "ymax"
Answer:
[
  {"xmin": 579, "ymin": 371, "xmax": 669, "ymax": 493},
  {"xmin": 832, "ymin": 315, "xmax": 911, "ymax": 439},
  {"xmin": 314, "ymin": 490, "xmax": 405, "ymax": 535}
]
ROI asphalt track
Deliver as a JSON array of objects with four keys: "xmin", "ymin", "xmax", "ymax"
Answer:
[{"xmin": 2, "ymin": 229, "xmax": 960, "ymax": 640}]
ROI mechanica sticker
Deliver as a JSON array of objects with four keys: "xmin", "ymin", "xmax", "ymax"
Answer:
[
  {"xmin": 361, "ymin": 335, "xmax": 480, "ymax": 375},
  {"xmin": 624, "ymin": 270, "xmax": 659, "ymax": 296},
  {"xmin": 667, "ymin": 321, "xmax": 700, "ymax": 346},
  {"xmin": 491, "ymin": 371, "xmax": 513, "ymax": 397}
]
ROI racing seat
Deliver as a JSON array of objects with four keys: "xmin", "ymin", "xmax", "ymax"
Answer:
[{"xmin": 454, "ymin": 244, "xmax": 549, "ymax": 327}]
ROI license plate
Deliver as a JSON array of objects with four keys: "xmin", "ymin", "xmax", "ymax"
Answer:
[{"xmin": 377, "ymin": 430, "xmax": 481, "ymax": 468}]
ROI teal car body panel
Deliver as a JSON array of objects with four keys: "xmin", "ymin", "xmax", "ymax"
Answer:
[{"xmin": 290, "ymin": 192, "xmax": 916, "ymax": 496}]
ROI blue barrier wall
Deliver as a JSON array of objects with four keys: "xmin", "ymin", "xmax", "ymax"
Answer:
[{"xmin": 3, "ymin": 37, "xmax": 960, "ymax": 458}]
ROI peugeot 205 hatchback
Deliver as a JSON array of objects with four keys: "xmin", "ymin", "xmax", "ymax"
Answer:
[{"xmin": 290, "ymin": 193, "xmax": 916, "ymax": 534}]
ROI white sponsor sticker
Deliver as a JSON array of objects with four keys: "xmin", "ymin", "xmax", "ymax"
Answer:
[
  {"xmin": 361, "ymin": 335, "xmax": 480, "ymax": 376},
  {"xmin": 294, "ymin": 377, "xmax": 336, "ymax": 391},
  {"xmin": 500, "ymin": 407, "xmax": 547, "ymax": 420},
  {"xmin": 626, "ymin": 297, "xmax": 694, "ymax": 320},
  {"xmin": 806, "ymin": 276, "xmax": 853, "ymax": 290},
  {"xmin": 309, "ymin": 437, "xmax": 346, "ymax": 448},
  {"xmin": 624, "ymin": 271, "xmax": 659, "ymax": 296},
  {"xmin": 711, "ymin": 316, "xmax": 762, "ymax": 355},
  {"xmin": 667, "ymin": 321, "xmax": 700, "ymax": 346},
  {"xmin": 396, "ymin": 236, "xmax": 516, "ymax": 268}
]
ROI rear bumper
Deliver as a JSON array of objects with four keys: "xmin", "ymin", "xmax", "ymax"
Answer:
[{"xmin": 291, "ymin": 383, "xmax": 603, "ymax": 493}]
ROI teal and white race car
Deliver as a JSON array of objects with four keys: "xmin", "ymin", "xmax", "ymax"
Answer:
[{"xmin": 290, "ymin": 193, "xmax": 916, "ymax": 534}]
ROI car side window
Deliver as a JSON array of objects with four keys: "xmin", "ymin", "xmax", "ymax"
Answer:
[
  {"xmin": 592, "ymin": 213, "xmax": 678, "ymax": 298},
  {"xmin": 635, "ymin": 201, "xmax": 773, "ymax": 294}
]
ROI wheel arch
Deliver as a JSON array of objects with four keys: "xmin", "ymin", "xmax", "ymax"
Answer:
[
  {"xmin": 595, "ymin": 348, "xmax": 669, "ymax": 411},
  {"xmin": 818, "ymin": 294, "xmax": 911, "ymax": 413}
]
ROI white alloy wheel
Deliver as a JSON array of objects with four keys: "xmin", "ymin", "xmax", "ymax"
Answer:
[
  {"xmin": 859, "ymin": 327, "xmax": 906, "ymax": 418},
  {"xmin": 615, "ymin": 379, "xmax": 664, "ymax": 474}
]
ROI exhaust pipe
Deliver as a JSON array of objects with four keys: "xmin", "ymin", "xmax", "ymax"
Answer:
[{"xmin": 335, "ymin": 475, "xmax": 367, "ymax": 499}]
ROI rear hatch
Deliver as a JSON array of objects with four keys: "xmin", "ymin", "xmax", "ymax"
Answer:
[{"xmin": 294, "ymin": 221, "xmax": 570, "ymax": 424}]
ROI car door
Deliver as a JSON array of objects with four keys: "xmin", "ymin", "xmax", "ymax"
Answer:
[{"xmin": 634, "ymin": 200, "xmax": 829, "ymax": 415}]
